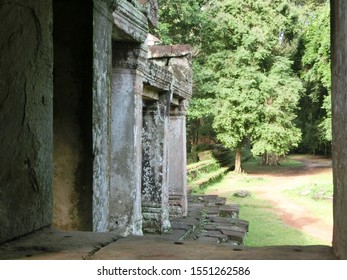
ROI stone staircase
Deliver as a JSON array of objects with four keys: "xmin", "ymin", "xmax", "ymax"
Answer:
[
  {"xmin": 187, "ymin": 160, "xmax": 229, "ymax": 191},
  {"xmin": 169, "ymin": 195, "xmax": 249, "ymax": 246}
]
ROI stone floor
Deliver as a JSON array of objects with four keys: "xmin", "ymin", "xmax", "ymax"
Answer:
[{"xmin": 0, "ymin": 195, "xmax": 337, "ymax": 260}]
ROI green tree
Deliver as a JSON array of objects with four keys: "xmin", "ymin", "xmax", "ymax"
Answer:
[
  {"xmin": 157, "ymin": 0, "xmax": 330, "ymax": 168},
  {"xmin": 252, "ymin": 57, "xmax": 303, "ymax": 164},
  {"xmin": 297, "ymin": 2, "xmax": 331, "ymax": 154},
  {"xmin": 156, "ymin": 0, "xmax": 207, "ymax": 46},
  {"xmin": 203, "ymin": 0, "xmax": 303, "ymax": 170}
]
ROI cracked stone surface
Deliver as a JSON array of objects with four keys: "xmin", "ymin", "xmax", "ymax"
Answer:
[
  {"xmin": 0, "ymin": 194, "xmax": 336, "ymax": 260},
  {"xmin": 0, "ymin": 228, "xmax": 119, "ymax": 260}
]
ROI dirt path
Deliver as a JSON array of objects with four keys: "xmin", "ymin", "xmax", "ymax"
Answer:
[{"xmin": 211, "ymin": 155, "xmax": 333, "ymax": 244}]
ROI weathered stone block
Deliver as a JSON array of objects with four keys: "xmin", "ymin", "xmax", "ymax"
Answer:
[
  {"xmin": 112, "ymin": 0, "xmax": 148, "ymax": 42},
  {"xmin": 149, "ymin": 45, "xmax": 192, "ymax": 58},
  {"xmin": 199, "ymin": 195, "xmax": 219, "ymax": 201},
  {"xmin": 209, "ymin": 217, "xmax": 231, "ymax": 223},
  {"xmin": 195, "ymin": 236, "xmax": 220, "ymax": 244},
  {"xmin": 170, "ymin": 221, "xmax": 192, "ymax": 231},
  {"xmin": 229, "ymin": 218, "xmax": 249, "ymax": 231},
  {"xmin": 202, "ymin": 231, "xmax": 229, "ymax": 241},
  {"xmin": 219, "ymin": 205, "xmax": 240, "ymax": 218},
  {"xmin": 137, "ymin": 0, "xmax": 158, "ymax": 28},
  {"xmin": 221, "ymin": 230, "xmax": 245, "ymax": 244},
  {"xmin": 206, "ymin": 206, "xmax": 220, "ymax": 215},
  {"xmin": 203, "ymin": 224, "xmax": 218, "ymax": 231},
  {"xmin": 216, "ymin": 225, "xmax": 247, "ymax": 234}
]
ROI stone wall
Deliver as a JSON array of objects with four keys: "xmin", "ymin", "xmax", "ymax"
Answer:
[
  {"xmin": 331, "ymin": 0, "xmax": 347, "ymax": 260},
  {"xmin": 0, "ymin": 0, "xmax": 53, "ymax": 244}
]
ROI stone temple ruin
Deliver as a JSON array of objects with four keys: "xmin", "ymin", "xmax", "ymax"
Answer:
[
  {"xmin": 0, "ymin": 0, "xmax": 191, "ymax": 241},
  {"xmin": 2, "ymin": 0, "xmax": 347, "ymax": 259}
]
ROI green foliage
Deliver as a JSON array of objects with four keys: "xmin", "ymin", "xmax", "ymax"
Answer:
[
  {"xmin": 187, "ymin": 159, "xmax": 221, "ymax": 182},
  {"xmin": 157, "ymin": 0, "xmax": 332, "ymax": 158},
  {"xmin": 156, "ymin": 0, "xmax": 207, "ymax": 46},
  {"xmin": 157, "ymin": 0, "xmax": 217, "ymax": 145},
  {"xmin": 252, "ymin": 57, "xmax": 303, "ymax": 156},
  {"xmin": 187, "ymin": 159, "xmax": 229, "ymax": 192},
  {"xmin": 203, "ymin": 0, "xmax": 303, "ymax": 163},
  {"xmin": 297, "ymin": 2, "xmax": 331, "ymax": 153}
]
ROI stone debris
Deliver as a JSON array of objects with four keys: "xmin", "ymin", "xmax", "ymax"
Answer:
[
  {"xmin": 206, "ymin": 206, "xmax": 220, "ymax": 215},
  {"xmin": 219, "ymin": 205, "xmax": 240, "ymax": 218},
  {"xmin": 216, "ymin": 225, "xmax": 247, "ymax": 234},
  {"xmin": 233, "ymin": 190, "xmax": 252, "ymax": 198},
  {"xmin": 220, "ymin": 230, "xmax": 245, "ymax": 244},
  {"xmin": 203, "ymin": 224, "xmax": 218, "ymax": 231},
  {"xmin": 228, "ymin": 218, "xmax": 250, "ymax": 231},
  {"xmin": 169, "ymin": 194, "xmax": 249, "ymax": 246}
]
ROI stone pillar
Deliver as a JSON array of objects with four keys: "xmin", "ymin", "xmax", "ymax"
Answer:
[
  {"xmin": 331, "ymin": 0, "xmax": 347, "ymax": 259},
  {"xmin": 168, "ymin": 100, "xmax": 189, "ymax": 217},
  {"xmin": 92, "ymin": 0, "xmax": 113, "ymax": 232},
  {"xmin": 108, "ymin": 42, "xmax": 145, "ymax": 236},
  {"xmin": 142, "ymin": 96, "xmax": 171, "ymax": 233}
]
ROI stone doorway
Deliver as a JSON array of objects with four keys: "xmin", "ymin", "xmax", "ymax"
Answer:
[{"xmin": 52, "ymin": 0, "xmax": 94, "ymax": 231}]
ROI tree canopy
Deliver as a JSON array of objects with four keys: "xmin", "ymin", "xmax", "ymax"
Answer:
[
  {"xmin": 299, "ymin": 3, "xmax": 331, "ymax": 153},
  {"xmin": 157, "ymin": 0, "xmax": 332, "ymax": 169}
]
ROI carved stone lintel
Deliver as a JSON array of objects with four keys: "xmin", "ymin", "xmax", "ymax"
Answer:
[
  {"xmin": 113, "ymin": 61, "xmax": 140, "ymax": 70},
  {"xmin": 111, "ymin": 0, "xmax": 148, "ymax": 42},
  {"xmin": 170, "ymin": 100, "xmax": 189, "ymax": 116},
  {"xmin": 112, "ymin": 42, "xmax": 147, "ymax": 71},
  {"xmin": 179, "ymin": 99, "xmax": 189, "ymax": 114}
]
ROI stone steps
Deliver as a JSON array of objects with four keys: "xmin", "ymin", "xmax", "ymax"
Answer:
[
  {"xmin": 169, "ymin": 194, "xmax": 249, "ymax": 246},
  {"xmin": 188, "ymin": 167, "xmax": 229, "ymax": 190},
  {"xmin": 187, "ymin": 159, "xmax": 221, "ymax": 181}
]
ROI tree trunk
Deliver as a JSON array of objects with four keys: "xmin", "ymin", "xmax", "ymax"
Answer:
[
  {"xmin": 234, "ymin": 147, "xmax": 242, "ymax": 173},
  {"xmin": 262, "ymin": 151, "xmax": 279, "ymax": 166}
]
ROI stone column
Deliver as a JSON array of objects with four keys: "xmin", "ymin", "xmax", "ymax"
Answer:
[
  {"xmin": 92, "ymin": 0, "xmax": 112, "ymax": 232},
  {"xmin": 168, "ymin": 100, "xmax": 189, "ymax": 217},
  {"xmin": 142, "ymin": 95, "xmax": 171, "ymax": 233},
  {"xmin": 331, "ymin": 0, "xmax": 347, "ymax": 259},
  {"xmin": 108, "ymin": 42, "xmax": 145, "ymax": 236}
]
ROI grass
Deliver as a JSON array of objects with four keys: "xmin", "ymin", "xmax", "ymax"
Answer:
[
  {"xmin": 187, "ymin": 158, "xmax": 229, "ymax": 191},
  {"xmin": 228, "ymin": 195, "xmax": 325, "ymax": 246},
  {"xmin": 189, "ymin": 167, "xmax": 229, "ymax": 191},
  {"xmin": 187, "ymin": 160, "xmax": 221, "ymax": 182},
  {"xmin": 194, "ymin": 171, "xmax": 271, "ymax": 194},
  {"xmin": 187, "ymin": 159, "xmax": 216, "ymax": 171},
  {"xmin": 242, "ymin": 156, "xmax": 305, "ymax": 174},
  {"xmin": 284, "ymin": 173, "xmax": 333, "ymax": 225}
]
